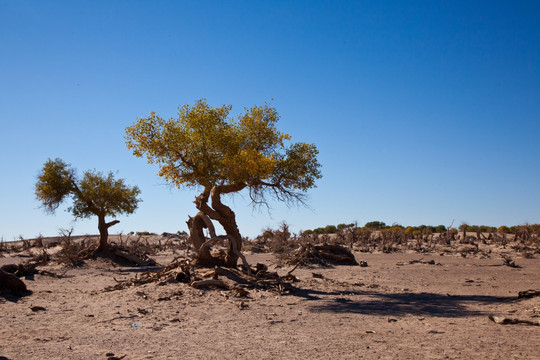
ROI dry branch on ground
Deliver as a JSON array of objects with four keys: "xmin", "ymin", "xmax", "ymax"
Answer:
[
  {"xmin": 489, "ymin": 315, "xmax": 540, "ymax": 326},
  {"xmin": 276, "ymin": 243, "xmax": 358, "ymax": 267},
  {"xmin": 104, "ymin": 258, "xmax": 299, "ymax": 296}
]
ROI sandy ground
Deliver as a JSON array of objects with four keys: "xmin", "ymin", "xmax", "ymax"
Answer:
[{"xmin": 1, "ymin": 246, "xmax": 539, "ymax": 359}]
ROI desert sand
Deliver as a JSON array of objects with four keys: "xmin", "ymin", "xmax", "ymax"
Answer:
[{"xmin": 1, "ymin": 237, "xmax": 539, "ymax": 360}]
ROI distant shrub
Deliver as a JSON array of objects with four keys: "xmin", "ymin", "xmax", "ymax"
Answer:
[
  {"xmin": 435, "ymin": 225, "xmax": 447, "ymax": 233},
  {"xmin": 364, "ymin": 221, "xmax": 388, "ymax": 230},
  {"xmin": 136, "ymin": 231, "xmax": 156, "ymax": 236}
]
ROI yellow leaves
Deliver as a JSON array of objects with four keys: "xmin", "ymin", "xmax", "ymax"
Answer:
[
  {"xmin": 35, "ymin": 158, "xmax": 76, "ymax": 213},
  {"xmin": 72, "ymin": 170, "xmax": 141, "ymax": 218},
  {"xmin": 125, "ymin": 99, "xmax": 322, "ymax": 200},
  {"xmin": 221, "ymin": 149, "xmax": 277, "ymax": 182},
  {"xmin": 237, "ymin": 104, "xmax": 291, "ymax": 152},
  {"xmin": 35, "ymin": 159, "xmax": 140, "ymax": 219}
]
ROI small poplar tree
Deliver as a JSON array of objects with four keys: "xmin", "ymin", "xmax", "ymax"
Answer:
[{"xmin": 35, "ymin": 158, "xmax": 141, "ymax": 251}]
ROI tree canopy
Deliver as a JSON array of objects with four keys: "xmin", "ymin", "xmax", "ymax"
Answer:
[
  {"xmin": 125, "ymin": 99, "xmax": 321, "ymax": 206},
  {"xmin": 35, "ymin": 158, "xmax": 141, "ymax": 250}
]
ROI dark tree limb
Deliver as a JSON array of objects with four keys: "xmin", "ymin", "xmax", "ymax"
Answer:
[
  {"xmin": 518, "ymin": 289, "xmax": 540, "ymax": 299},
  {"xmin": 194, "ymin": 187, "xmax": 221, "ymax": 221},
  {"xmin": 106, "ymin": 220, "xmax": 120, "ymax": 228}
]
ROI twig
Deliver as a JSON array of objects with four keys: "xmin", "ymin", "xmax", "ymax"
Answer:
[{"xmin": 98, "ymin": 315, "xmax": 139, "ymax": 323}]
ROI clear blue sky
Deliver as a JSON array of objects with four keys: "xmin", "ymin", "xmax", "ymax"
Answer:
[{"xmin": 1, "ymin": 1, "xmax": 539, "ymax": 240}]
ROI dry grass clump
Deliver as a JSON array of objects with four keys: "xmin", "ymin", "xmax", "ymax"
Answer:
[
  {"xmin": 501, "ymin": 254, "xmax": 521, "ymax": 268},
  {"xmin": 57, "ymin": 240, "xmax": 95, "ymax": 266},
  {"xmin": 55, "ymin": 229, "xmax": 96, "ymax": 266}
]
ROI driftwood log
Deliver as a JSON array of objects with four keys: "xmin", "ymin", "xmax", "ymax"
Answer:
[
  {"xmin": 489, "ymin": 315, "xmax": 540, "ymax": 326},
  {"xmin": 0, "ymin": 268, "xmax": 28, "ymax": 296},
  {"xmin": 517, "ymin": 289, "xmax": 540, "ymax": 299},
  {"xmin": 191, "ymin": 279, "xmax": 229, "ymax": 289}
]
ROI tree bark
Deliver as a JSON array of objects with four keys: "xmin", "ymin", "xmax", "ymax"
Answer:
[
  {"xmin": 98, "ymin": 216, "xmax": 120, "ymax": 251},
  {"xmin": 189, "ymin": 184, "xmax": 246, "ymax": 268},
  {"xmin": 210, "ymin": 185, "xmax": 244, "ymax": 267},
  {"xmin": 187, "ymin": 212, "xmax": 216, "ymax": 250}
]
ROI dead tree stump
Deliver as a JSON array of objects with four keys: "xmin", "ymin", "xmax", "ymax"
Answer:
[{"xmin": 0, "ymin": 268, "xmax": 28, "ymax": 296}]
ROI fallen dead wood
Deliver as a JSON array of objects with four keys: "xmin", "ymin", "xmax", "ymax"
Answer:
[
  {"xmin": 201, "ymin": 267, "xmax": 221, "ymax": 279},
  {"xmin": 37, "ymin": 269, "xmax": 68, "ymax": 278},
  {"xmin": 105, "ymin": 258, "xmax": 192, "ymax": 291},
  {"xmin": 98, "ymin": 314, "xmax": 139, "ymax": 323},
  {"xmin": 502, "ymin": 255, "xmax": 521, "ymax": 268},
  {"xmin": 104, "ymin": 257, "xmax": 299, "ymax": 297},
  {"xmin": 489, "ymin": 315, "xmax": 540, "ymax": 326},
  {"xmin": 191, "ymin": 279, "xmax": 228, "ymax": 289},
  {"xmin": 2, "ymin": 261, "xmax": 67, "ymax": 279},
  {"xmin": 517, "ymin": 289, "xmax": 540, "ymax": 299},
  {"xmin": 277, "ymin": 243, "xmax": 358, "ymax": 266},
  {"xmin": 114, "ymin": 249, "xmax": 156, "ymax": 266},
  {"xmin": 408, "ymin": 258, "xmax": 437, "ymax": 265},
  {"xmin": 0, "ymin": 268, "xmax": 28, "ymax": 296},
  {"xmin": 1, "ymin": 263, "xmax": 38, "ymax": 277}
]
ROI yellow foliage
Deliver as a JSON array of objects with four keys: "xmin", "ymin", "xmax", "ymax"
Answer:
[
  {"xmin": 35, "ymin": 158, "xmax": 141, "ymax": 219},
  {"xmin": 125, "ymin": 99, "xmax": 321, "ymax": 203}
]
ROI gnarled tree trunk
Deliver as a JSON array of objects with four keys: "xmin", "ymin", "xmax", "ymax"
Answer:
[
  {"xmin": 187, "ymin": 212, "xmax": 219, "ymax": 266},
  {"xmin": 98, "ymin": 215, "xmax": 120, "ymax": 251},
  {"xmin": 188, "ymin": 184, "xmax": 246, "ymax": 268}
]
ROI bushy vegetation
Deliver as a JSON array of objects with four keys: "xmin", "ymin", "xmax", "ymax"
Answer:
[
  {"xmin": 248, "ymin": 221, "xmax": 540, "ymax": 260},
  {"xmin": 301, "ymin": 221, "xmax": 539, "ymax": 238},
  {"xmin": 35, "ymin": 158, "xmax": 141, "ymax": 251}
]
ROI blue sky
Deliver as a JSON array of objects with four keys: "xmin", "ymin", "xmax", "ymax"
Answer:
[{"xmin": 1, "ymin": 1, "xmax": 539, "ymax": 240}]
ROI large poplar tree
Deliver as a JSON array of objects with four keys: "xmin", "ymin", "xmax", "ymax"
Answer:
[{"xmin": 125, "ymin": 99, "xmax": 321, "ymax": 267}]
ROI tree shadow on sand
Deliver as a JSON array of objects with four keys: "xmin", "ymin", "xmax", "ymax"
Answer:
[{"xmin": 306, "ymin": 290, "xmax": 515, "ymax": 318}]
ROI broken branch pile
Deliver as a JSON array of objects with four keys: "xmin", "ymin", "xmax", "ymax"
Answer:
[
  {"xmin": 105, "ymin": 258, "xmax": 192, "ymax": 291},
  {"xmin": 277, "ymin": 243, "xmax": 358, "ymax": 267},
  {"xmin": 105, "ymin": 259, "xmax": 298, "ymax": 296}
]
